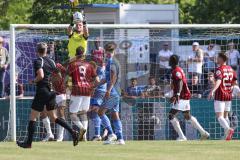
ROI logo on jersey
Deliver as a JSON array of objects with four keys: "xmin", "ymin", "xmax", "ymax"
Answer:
[
  {"xmin": 176, "ymin": 72, "xmax": 182, "ymax": 78},
  {"xmin": 216, "ymin": 70, "xmax": 221, "ymax": 76}
]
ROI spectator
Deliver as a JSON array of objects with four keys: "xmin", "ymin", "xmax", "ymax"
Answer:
[
  {"xmin": 2, "ymin": 36, "xmax": 9, "ymax": 51},
  {"xmin": 0, "ymin": 36, "xmax": 9, "ymax": 98},
  {"xmin": 188, "ymin": 74, "xmax": 203, "ymax": 98},
  {"xmin": 202, "ymin": 72, "xmax": 215, "ymax": 98},
  {"xmin": 5, "ymin": 73, "xmax": 24, "ymax": 98},
  {"xmin": 47, "ymin": 41, "xmax": 55, "ymax": 60},
  {"xmin": 158, "ymin": 42, "xmax": 173, "ymax": 81},
  {"xmin": 142, "ymin": 77, "xmax": 163, "ymax": 98},
  {"xmin": 187, "ymin": 42, "xmax": 204, "ymax": 82},
  {"xmin": 123, "ymin": 78, "xmax": 142, "ymax": 99},
  {"xmin": 204, "ymin": 44, "xmax": 217, "ymax": 71},
  {"xmin": 203, "ymin": 44, "xmax": 217, "ymax": 85},
  {"xmin": 226, "ymin": 42, "xmax": 240, "ymax": 71}
]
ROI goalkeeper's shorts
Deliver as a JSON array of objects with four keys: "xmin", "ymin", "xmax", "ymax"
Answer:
[{"xmin": 31, "ymin": 86, "xmax": 56, "ymax": 112}]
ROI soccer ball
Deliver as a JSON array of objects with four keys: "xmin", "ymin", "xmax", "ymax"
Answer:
[{"xmin": 73, "ymin": 12, "xmax": 83, "ymax": 23}]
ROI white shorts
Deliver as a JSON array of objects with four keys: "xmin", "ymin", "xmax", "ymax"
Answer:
[
  {"xmin": 214, "ymin": 100, "xmax": 231, "ymax": 113},
  {"xmin": 69, "ymin": 95, "xmax": 91, "ymax": 113},
  {"xmin": 172, "ymin": 99, "xmax": 190, "ymax": 111},
  {"xmin": 56, "ymin": 94, "xmax": 67, "ymax": 107}
]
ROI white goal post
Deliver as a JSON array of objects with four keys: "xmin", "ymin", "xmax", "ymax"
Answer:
[{"xmin": 9, "ymin": 24, "xmax": 240, "ymax": 141}]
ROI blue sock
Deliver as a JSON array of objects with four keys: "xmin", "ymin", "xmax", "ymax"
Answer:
[
  {"xmin": 92, "ymin": 112, "xmax": 101, "ymax": 136},
  {"xmin": 113, "ymin": 119, "xmax": 123, "ymax": 140},
  {"xmin": 100, "ymin": 114, "xmax": 113, "ymax": 135}
]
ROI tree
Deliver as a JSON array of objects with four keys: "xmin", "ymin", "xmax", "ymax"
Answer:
[{"xmin": 0, "ymin": 0, "xmax": 33, "ymax": 30}]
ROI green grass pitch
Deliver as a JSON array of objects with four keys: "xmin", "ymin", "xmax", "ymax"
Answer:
[{"xmin": 0, "ymin": 141, "xmax": 239, "ymax": 160}]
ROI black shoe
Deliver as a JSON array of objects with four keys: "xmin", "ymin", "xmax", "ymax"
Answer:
[
  {"xmin": 17, "ymin": 141, "xmax": 32, "ymax": 149},
  {"xmin": 79, "ymin": 128, "xmax": 86, "ymax": 141},
  {"xmin": 72, "ymin": 130, "xmax": 80, "ymax": 146}
]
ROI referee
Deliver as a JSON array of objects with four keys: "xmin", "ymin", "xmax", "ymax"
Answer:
[{"xmin": 17, "ymin": 42, "xmax": 79, "ymax": 148}]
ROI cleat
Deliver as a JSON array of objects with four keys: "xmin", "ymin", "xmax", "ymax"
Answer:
[
  {"xmin": 176, "ymin": 137, "xmax": 187, "ymax": 141},
  {"xmin": 72, "ymin": 130, "xmax": 80, "ymax": 146},
  {"xmin": 116, "ymin": 139, "xmax": 125, "ymax": 145},
  {"xmin": 201, "ymin": 131, "xmax": 210, "ymax": 140},
  {"xmin": 56, "ymin": 136, "xmax": 64, "ymax": 142},
  {"xmin": 92, "ymin": 136, "xmax": 102, "ymax": 141},
  {"xmin": 42, "ymin": 134, "xmax": 54, "ymax": 142},
  {"xmin": 79, "ymin": 128, "xmax": 86, "ymax": 141},
  {"xmin": 103, "ymin": 134, "xmax": 117, "ymax": 145},
  {"xmin": 226, "ymin": 128, "xmax": 234, "ymax": 141},
  {"xmin": 17, "ymin": 141, "xmax": 32, "ymax": 149}
]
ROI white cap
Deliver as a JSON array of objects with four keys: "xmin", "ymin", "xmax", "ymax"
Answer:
[{"xmin": 192, "ymin": 42, "xmax": 199, "ymax": 46}]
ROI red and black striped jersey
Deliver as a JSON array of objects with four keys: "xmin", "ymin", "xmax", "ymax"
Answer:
[
  {"xmin": 214, "ymin": 65, "xmax": 237, "ymax": 101},
  {"xmin": 171, "ymin": 66, "xmax": 191, "ymax": 100},
  {"xmin": 68, "ymin": 59, "xmax": 97, "ymax": 96},
  {"xmin": 51, "ymin": 63, "xmax": 66, "ymax": 94}
]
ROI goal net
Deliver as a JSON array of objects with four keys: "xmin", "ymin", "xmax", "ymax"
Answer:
[{"xmin": 4, "ymin": 24, "xmax": 240, "ymax": 141}]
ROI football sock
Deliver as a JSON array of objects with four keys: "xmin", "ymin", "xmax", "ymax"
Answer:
[
  {"xmin": 113, "ymin": 119, "xmax": 123, "ymax": 140},
  {"xmin": 218, "ymin": 116, "xmax": 230, "ymax": 130},
  {"xmin": 80, "ymin": 114, "xmax": 88, "ymax": 140},
  {"xmin": 92, "ymin": 112, "xmax": 101, "ymax": 136},
  {"xmin": 100, "ymin": 114, "xmax": 113, "ymax": 135},
  {"xmin": 57, "ymin": 124, "xmax": 64, "ymax": 139},
  {"xmin": 70, "ymin": 114, "xmax": 83, "ymax": 129},
  {"xmin": 225, "ymin": 117, "xmax": 230, "ymax": 126},
  {"xmin": 170, "ymin": 118, "xmax": 185, "ymax": 139},
  {"xmin": 189, "ymin": 116, "xmax": 205, "ymax": 135},
  {"xmin": 42, "ymin": 117, "xmax": 53, "ymax": 136},
  {"xmin": 26, "ymin": 121, "xmax": 36, "ymax": 145},
  {"xmin": 55, "ymin": 118, "xmax": 73, "ymax": 135}
]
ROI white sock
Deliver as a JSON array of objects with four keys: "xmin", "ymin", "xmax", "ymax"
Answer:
[
  {"xmin": 57, "ymin": 124, "xmax": 64, "ymax": 139},
  {"xmin": 218, "ymin": 116, "xmax": 230, "ymax": 130},
  {"xmin": 42, "ymin": 117, "xmax": 53, "ymax": 136},
  {"xmin": 70, "ymin": 114, "xmax": 83, "ymax": 129},
  {"xmin": 80, "ymin": 114, "xmax": 88, "ymax": 140},
  {"xmin": 189, "ymin": 116, "xmax": 206, "ymax": 135},
  {"xmin": 170, "ymin": 118, "xmax": 185, "ymax": 139},
  {"xmin": 82, "ymin": 120, "xmax": 88, "ymax": 139},
  {"xmin": 225, "ymin": 117, "xmax": 230, "ymax": 126}
]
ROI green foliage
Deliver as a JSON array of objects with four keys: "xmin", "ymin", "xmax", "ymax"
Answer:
[
  {"xmin": 0, "ymin": 0, "xmax": 240, "ymax": 30},
  {"xmin": 0, "ymin": 0, "xmax": 33, "ymax": 30}
]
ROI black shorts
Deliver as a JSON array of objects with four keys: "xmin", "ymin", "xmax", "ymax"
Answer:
[{"xmin": 31, "ymin": 86, "xmax": 56, "ymax": 112}]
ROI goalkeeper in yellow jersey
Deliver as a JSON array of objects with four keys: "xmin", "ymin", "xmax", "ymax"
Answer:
[{"xmin": 67, "ymin": 11, "xmax": 89, "ymax": 59}]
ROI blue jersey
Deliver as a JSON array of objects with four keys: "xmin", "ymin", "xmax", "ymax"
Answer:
[
  {"xmin": 126, "ymin": 86, "xmax": 142, "ymax": 96},
  {"xmin": 95, "ymin": 66, "xmax": 107, "ymax": 92},
  {"xmin": 105, "ymin": 58, "xmax": 120, "ymax": 97}
]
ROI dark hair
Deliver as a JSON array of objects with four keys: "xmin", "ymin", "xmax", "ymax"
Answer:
[
  {"xmin": 75, "ymin": 46, "xmax": 85, "ymax": 56},
  {"xmin": 148, "ymin": 76, "xmax": 155, "ymax": 80},
  {"xmin": 37, "ymin": 42, "xmax": 47, "ymax": 54},
  {"xmin": 218, "ymin": 52, "xmax": 228, "ymax": 62},
  {"xmin": 169, "ymin": 54, "xmax": 179, "ymax": 66},
  {"xmin": 131, "ymin": 78, "xmax": 137, "ymax": 81},
  {"xmin": 192, "ymin": 73, "xmax": 198, "ymax": 78},
  {"xmin": 104, "ymin": 42, "xmax": 117, "ymax": 52}
]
